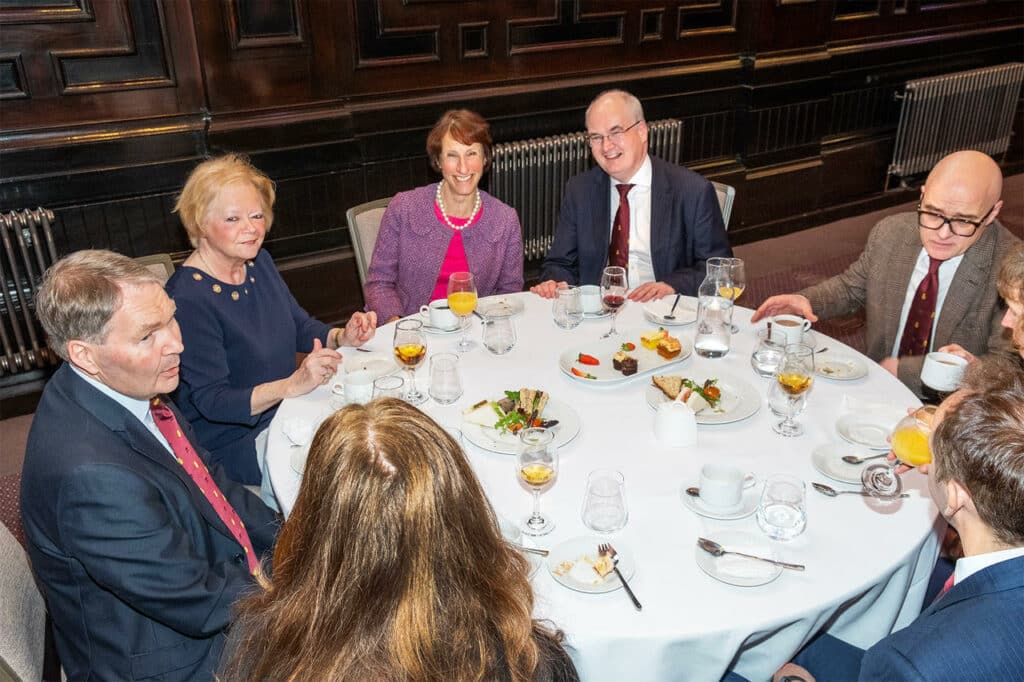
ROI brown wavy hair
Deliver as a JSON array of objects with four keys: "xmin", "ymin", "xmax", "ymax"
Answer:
[
  {"xmin": 220, "ymin": 399, "xmax": 562, "ymax": 681},
  {"xmin": 426, "ymin": 109, "xmax": 493, "ymax": 173}
]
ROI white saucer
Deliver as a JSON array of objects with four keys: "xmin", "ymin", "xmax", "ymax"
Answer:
[
  {"xmin": 811, "ymin": 442, "xmax": 870, "ymax": 485},
  {"xmin": 416, "ymin": 312, "xmax": 463, "ymax": 335},
  {"xmin": 340, "ymin": 352, "xmax": 398, "ymax": 379},
  {"xmin": 815, "ymin": 352, "xmax": 868, "ymax": 381},
  {"xmin": 836, "ymin": 412, "xmax": 897, "ymax": 450},
  {"xmin": 478, "ymin": 295, "xmax": 525, "ymax": 318},
  {"xmin": 547, "ymin": 536, "xmax": 635, "ymax": 594},
  {"xmin": 694, "ymin": 530, "xmax": 783, "ymax": 587},
  {"xmin": 680, "ymin": 482, "xmax": 760, "ymax": 520},
  {"xmin": 754, "ymin": 324, "xmax": 817, "ymax": 350}
]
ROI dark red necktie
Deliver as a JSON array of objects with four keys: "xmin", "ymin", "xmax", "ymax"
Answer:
[
  {"xmin": 898, "ymin": 256, "xmax": 943, "ymax": 357},
  {"xmin": 150, "ymin": 397, "xmax": 259, "ymax": 574},
  {"xmin": 608, "ymin": 183, "xmax": 634, "ymax": 269}
]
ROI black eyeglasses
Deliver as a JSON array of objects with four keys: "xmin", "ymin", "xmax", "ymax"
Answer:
[
  {"xmin": 916, "ymin": 204, "xmax": 995, "ymax": 238},
  {"xmin": 585, "ymin": 120, "xmax": 642, "ymax": 146}
]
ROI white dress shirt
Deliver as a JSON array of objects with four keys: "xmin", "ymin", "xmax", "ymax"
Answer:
[
  {"xmin": 953, "ymin": 545, "xmax": 1024, "ymax": 587},
  {"xmin": 70, "ymin": 365, "xmax": 174, "ymax": 457},
  {"xmin": 890, "ymin": 249, "xmax": 964, "ymax": 357},
  {"xmin": 608, "ymin": 155, "xmax": 655, "ymax": 288}
]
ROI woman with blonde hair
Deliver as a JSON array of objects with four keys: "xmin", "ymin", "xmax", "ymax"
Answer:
[
  {"xmin": 167, "ymin": 154, "xmax": 376, "ymax": 496},
  {"xmin": 995, "ymin": 241, "xmax": 1023, "ymax": 359},
  {"xmin": 219, "ymin": 399, "xmax": 577, "ymax": 682}
]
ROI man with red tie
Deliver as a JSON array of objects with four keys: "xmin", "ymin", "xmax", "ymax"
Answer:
[
  {"xmin": 20, "ymin": 250, "xmax": 278, "ymax": 681},
  {"xmin": 768, "ymin": 356, "xmax": 1024, "ymax": 682},
  {"xmin": 531, "ymin": 89, "xmax": 732, "ymax": 302},
  {"xmin": 752, "ymin": 150, "xmax": 1019, "ymax": 397}
]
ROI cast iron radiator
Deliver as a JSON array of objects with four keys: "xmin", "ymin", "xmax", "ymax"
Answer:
[
  {"xmin": 888, "ymin": 62, "xmax": 1024, "ymax": 186},
  {"xmin": 0, "ymin": 209, "xmax": 59, "ymax": 377},
  {"xmin": 491, "ymin": 118, "xmax": 682, "ymax": 260}
]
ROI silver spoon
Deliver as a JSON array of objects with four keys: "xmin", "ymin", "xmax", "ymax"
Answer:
[
  {"xmin": 697, "ymin": 537, "xmax": 805, "ymax": 571},
  {"xmin": 812, "ymin": 482, "xmax": 908, "ymax": 498},
  {"xmin": 511, "ymin": 543, "xmax": 549, "ymax": 557},
  {"xmin": 663, "ymin": 293, "xmax": 682, "ymax": 320},
  {"xmin": 814, "ymin": 347, "xmax": 829, "ymax": 354},
  {"xmin": 841, "ymin": 452, "xmax": 890, "ymax": 465}
]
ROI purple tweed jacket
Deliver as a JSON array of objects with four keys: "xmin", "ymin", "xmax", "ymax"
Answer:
[{"xmin": 364, "ymin": 183, "xmax": 525, "ymax": 322}]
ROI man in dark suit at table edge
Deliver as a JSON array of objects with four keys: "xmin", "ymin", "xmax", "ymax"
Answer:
[
  {"xmin": 752, "ymin": 150, "xmax": 1020, "ymax": 397},
  {"xmin": 768, "ymin": 356, "xmax": 1024, "ymax": 682},
  {"xmin": 20, "ymin": 250, "xmax": 279, "ymax": 681},
  {"xmin": 531, "ymin": 88, "xmax": 732, "ymax": 302}
]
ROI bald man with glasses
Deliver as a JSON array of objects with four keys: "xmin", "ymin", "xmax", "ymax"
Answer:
[{"xmin": 752, "ymin": 150, "xmax": 1020, "ymax": 397}]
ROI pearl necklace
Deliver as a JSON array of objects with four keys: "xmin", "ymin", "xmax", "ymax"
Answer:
[{"xmin": 436, "ymin": 180, "xmax": 481, "ymax": 231}]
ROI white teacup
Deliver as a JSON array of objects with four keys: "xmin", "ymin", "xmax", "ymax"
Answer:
[
  {"xmin": 419, "ymin": 299, "xmax": 459, "ymax": 330},
  {"xmin": 921, "ymin": 351, "xmax": 967, "ymax": 392},
  {"xmin": 699, "ymin": 463, "xmax": 756, "ymax": 509},
  {"xmin": 579, "ymin": 284, "xmax": 602, "ymax": 314},
  {"xmin": 330, "ymin": 369, "xmax": 374, "ymax": 408},
  {"xmin": 770, "ymin": 315, "xmax": 812, "ymax": 345},
  {"xmin": 654, "ymin": 400, "xmax": 698, "ymax": 448}
]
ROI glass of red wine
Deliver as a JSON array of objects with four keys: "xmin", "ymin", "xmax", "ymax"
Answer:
[{"xmin": 600, "ymin": 266, "xmax": 628, "ymax": 338}]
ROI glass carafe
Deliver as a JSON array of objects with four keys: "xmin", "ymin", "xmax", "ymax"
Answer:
[{"xmin": 694, "ymin": 264, "xmax": 733, "ymax": 358}]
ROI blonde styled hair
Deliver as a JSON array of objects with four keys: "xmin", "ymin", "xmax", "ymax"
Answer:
[
  {"xmin": 220, "ymin": 399, "xmax": 565, "ymax": 681},
  {"xmin": 997, "ymin": 242, "xmax": 1024, "ymax": 304},
  {"xmin": 173, "ymin": 154, "xmax": 275, "ymax": 247}
]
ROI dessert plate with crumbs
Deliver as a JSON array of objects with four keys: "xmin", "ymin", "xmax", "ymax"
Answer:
[{"xmin": 548, "ymin": 537, "xmax": 635, "ymax": 594}]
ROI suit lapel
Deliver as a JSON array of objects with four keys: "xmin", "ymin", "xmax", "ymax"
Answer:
[
  {"xmin": 591, "ymin": 167, "xmax": 611, "ymax": 268},
  {"xmin": 920, "ymin": 556, "xmax": 1024, "ymax": 618},
  {"xmin": 933, "ymin": 224, "xmax": 996, "ymax": 344},
  {"xmin": 649, "ymin": 158, "xmax": 671, "ymax": 281},
  {"xmin": 880, "ymin": 224, "xmax": 924, "ymax": 352}
]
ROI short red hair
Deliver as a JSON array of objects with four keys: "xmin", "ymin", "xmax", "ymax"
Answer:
[{"xmin": 426, "ymin": 109, "xmax": 493, "ymax": 173}]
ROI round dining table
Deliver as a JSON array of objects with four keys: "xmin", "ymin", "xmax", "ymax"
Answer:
[{"xmin": 266, "ymin": 292, "xmax": 940, "ymax": 682}]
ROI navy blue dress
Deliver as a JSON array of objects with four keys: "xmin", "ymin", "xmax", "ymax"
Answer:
[{"xmin": 166, "ymin": 249, "xmax": 328, "ymax": 484}]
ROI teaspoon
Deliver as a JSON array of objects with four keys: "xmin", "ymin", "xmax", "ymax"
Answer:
[
  {"xmin": 841, "ymin": 452, "xmax": 890, "ymax": 465},
  {"xmin": 812, "ymin": 482, "xmax": 908, "ymax": 498},
  {"xmin": 663, "ymin": 293, "xmax": 682, "ymax": 320},
  {"xmin": 697, "ymin": 537, "xmax": 805, "ymax": 571}
]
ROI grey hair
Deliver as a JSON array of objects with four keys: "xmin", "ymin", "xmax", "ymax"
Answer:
[
  {"xmin": 585, "ymin": 89, "xmax": 645, "ymax": 127},
  {"xmin": 36, "ymin": 250, "xmax": 163, "ymax": 361}
]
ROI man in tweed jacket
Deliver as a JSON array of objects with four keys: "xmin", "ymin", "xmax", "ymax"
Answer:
[{"xmin": 753, "ymin": 151, "xmax": 1019, "ymax": 397}]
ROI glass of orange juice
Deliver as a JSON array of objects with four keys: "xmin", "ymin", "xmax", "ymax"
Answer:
[
  {"xmin": 862, "ymin": 405, "xmax": 937, "ymax": 500},
  {"xmin": 447, "ymin": 271, "xmax": 477, "ymax": 353}
]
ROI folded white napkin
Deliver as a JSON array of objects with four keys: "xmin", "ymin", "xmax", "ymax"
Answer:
[{"xmin": 281, "ymin": 418, "xmax": 314, "ymax": 446}]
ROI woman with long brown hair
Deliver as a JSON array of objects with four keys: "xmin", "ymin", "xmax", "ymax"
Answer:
[{"xmin": 219, "ymin": 398, "xmax": 577, "ymax": 681}]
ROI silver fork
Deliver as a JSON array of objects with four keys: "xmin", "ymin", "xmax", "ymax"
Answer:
[{"xmin": 599, "ymin": 543, "xmax": 642, "ymax": 611}]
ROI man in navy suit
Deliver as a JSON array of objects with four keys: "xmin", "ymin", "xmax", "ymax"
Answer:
[
  {"xmin": 531, "ymin": 89, "xmax": 731, "ymax": 301},
  {"xmin": 772, "ymin": 356, "xmax": 1024, "ymax": 682},
  {"xmin": 20, "ymin": 250, "xmax": 279, "ymax": 681}
]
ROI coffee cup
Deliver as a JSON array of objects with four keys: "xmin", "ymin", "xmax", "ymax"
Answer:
[
  {"xmin": 419, "ymin": 299, "xmax": 459, "ymax": 331},
  {"xmin": 699, "ymin": 463, "xmax": 755, "ymax": 509},
  {"xmin": 654, "ymin": 400, "xmax": 698, "ymax": 448},
  {"xmin": 921, "ymin": 351, "xmax": 967, "ymax": 392},
  {"xmin": 329, "ymin": 369, "xmax": 374, "ymax": 409},
  {"xmin": 579, "ymin": 285, "xmax": 602, "ymax": 314},
  {"xmin": 770, "ymin": 314, "xmax": 812, "ymax": 345}
]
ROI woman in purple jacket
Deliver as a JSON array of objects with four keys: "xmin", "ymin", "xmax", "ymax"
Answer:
[{"xmin": 364, "ymin": 110, "xmax": 525, "ymax": 322}]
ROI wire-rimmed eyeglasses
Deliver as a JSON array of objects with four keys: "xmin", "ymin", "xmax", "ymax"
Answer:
[
  {"xmin": 585, "ymin": 120, "xmax": 642, "ymax": 147},
  {"xmin": 916, "ymin": 203, "xmax": 994, "ymax": 238}
]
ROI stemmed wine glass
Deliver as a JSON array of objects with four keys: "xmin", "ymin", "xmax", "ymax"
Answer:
[
  {"xmin": 770, "ymin": 343, "xmax": 814, "ymax": 437},
  {"xmin": 392, "ymin": 319, "xmax": 427, "ymax": 405},
  {"xmin": 447, "ymin": 271, "xmax": 478, "ymax": 353},
  {"xmin": 600, "ymin": 266, "xmax": 628, "ymax": 338},
  {"xmin": 517, "ymin": 427, "xmax": 558, "ymax": 536},
  {"xmin": 724, "ymin": 258, "xmax": 746, "ymax": 333},
  {"xmin": 861, "ymin": 405, "xmax": 937, "ymax": 499}
]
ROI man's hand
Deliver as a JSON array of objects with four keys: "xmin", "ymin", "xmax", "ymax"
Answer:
[
  {"xmin": 879, "ymin": 356, "xmax": 899, "ymax": 377},
  {"xmin": 750, "ymin": 294, "xmax": 817, "ymax": 323},
  {"xmin": 936, "ymin": 343, "xmax": 977, "ymax": 364},
  {"xmin": 530, "ymin": 280, "xmax": 567, "ymax": 299},
  {"xmin": 628, "ymin": 281, "xmax": 674, "ymax": 302}
]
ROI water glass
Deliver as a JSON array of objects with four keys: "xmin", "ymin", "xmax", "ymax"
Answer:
[
  {"xmin": 373, "ymin": 375, "xmax": 404, "ymax": 399},
  {"xmin": 482, "ymin": 313, "xmax": 517, "ymax": 355},
  {"xmin": 428, "ymin": 352, "xmax": 463, "ymax": 405},
  {"xmin": 552, "ymin": 286, "xmax": 584, "ymax": 330},
  {"xmin": 756, "ymin": 474, "xmax": 807, "ymax": 541},
  {"xmin": 750, "ymin": 329, "xmax": 785, "ymax": 378},
  {"xmin": 581, "ymin": 469, "xmax": 628, "ymax": 533}
]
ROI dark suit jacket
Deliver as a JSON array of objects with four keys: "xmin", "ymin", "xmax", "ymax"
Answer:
[
  {"xmin": 799, "ymin": 213, "xmax": 1019, "ymax": 396},
  {"xmin": 859, "ymin": 555, "xmax": 1024, "ymax": 681},
  {"xmin": 20, "ymin": 364, "xmax": 279, "ymax": 681},
  {"xmin": 540, "ymin": 155, "xmax": 732, "ymax": 295}
]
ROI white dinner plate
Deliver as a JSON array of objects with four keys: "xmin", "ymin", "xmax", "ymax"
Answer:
[
  {"xmin": 558, "ymin": 328, "xmax": 692, "ymax": 385},
  {"xmin": 644, "ymin": 370, "xmax": 761, "ymax": 425},
  {"xmin": 836, "ymin": 412, "xmax": 898, "ymax": 450},
  {"xmin": 694, "ymin": 530, "xmax": 783, "ymax": 587},
  {"xmin": 680, "ymin": 481, "xmax": 760, "ymax": 520},
  {"xmin": 477, "ymin": 295, "xmax": 525, "ymax": 318},
  {"xmin": 814, "ymin": 352, "xmax": 868, "ymax": 381},
  {"xmin": 643, "ymin": 295, "xmax": 698, "ymax": 326},
  {"xmin": 547, "ymin": 537, "xmax": 635, "ymax": 594},
  {"xmin": 460, "ymin": 397, "xmax": 580, "ymax": 455},
  {"xmin": 340, "ymin": 352, "xmax": 398, "ymax": 379},
  {"xmin": 811, "ymin": 442, "xmax": 872, "ymax": 485}
]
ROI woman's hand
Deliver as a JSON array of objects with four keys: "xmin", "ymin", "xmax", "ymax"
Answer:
[
  {"xmin": 337, "ymin": 312, "xmax": 377, "ymax": 347},
  {"xmin": 288, "ymin": 338, "xmax": 342, "ymax": 397}
]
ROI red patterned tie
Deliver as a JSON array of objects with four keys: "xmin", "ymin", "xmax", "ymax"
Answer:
[
  {"xmin": 149, "ymin": 397, "xmax": 259, "ymax": 574},
  {"xmin": 898, "ymin": 256, "xmax": 943, "ymax": 357},
  {"xmin": 608, "ymin": 183, "xmax": 634, "ymax": 269}
]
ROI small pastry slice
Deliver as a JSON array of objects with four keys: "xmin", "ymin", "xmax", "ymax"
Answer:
[{"xmin": 657, "ymin": 336, "xmax": 682, "ymax": 359}]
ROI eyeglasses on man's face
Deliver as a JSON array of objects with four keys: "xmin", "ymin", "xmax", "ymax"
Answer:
[
  {"xmin": 916, "ymin": 203, "xmax": 995, "ymax": 238},
  {"xmin": 585, "ymin": 120, "xmax": 642, "ymax": 147}
]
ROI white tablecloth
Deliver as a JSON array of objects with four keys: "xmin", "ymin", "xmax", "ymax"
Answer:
[{"xmin": 266, "ymin": 293, "xmax": 940, "ymax": 682}]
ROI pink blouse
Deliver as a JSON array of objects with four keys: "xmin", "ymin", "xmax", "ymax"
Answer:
[{"xmin": 430, "ymin": 202, "xmax": 482, "ymax": 302}]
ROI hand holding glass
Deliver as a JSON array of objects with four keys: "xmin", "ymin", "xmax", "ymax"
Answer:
[{"xmin": 862, "ymin": 405, "xmax": 936, "ymax": 499}]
